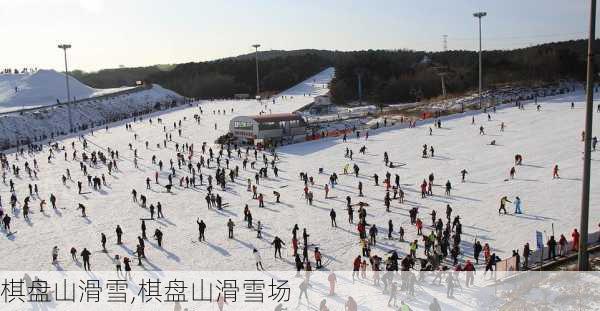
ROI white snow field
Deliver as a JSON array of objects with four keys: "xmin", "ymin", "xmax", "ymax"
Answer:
[
  {"xmin": 0, "ymin": 84, "xmax": 183, "ymax": 149},
  {"xmin": 0, "ymin": 67, "xmax": 599, "ymax": 279},
  {"xmin": 0, "ymin": 69, "xmax": 136, "ymax": 113}
]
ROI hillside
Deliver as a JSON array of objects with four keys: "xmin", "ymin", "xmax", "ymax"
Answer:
[
  {"xmin": 70, "ymin": 39, "xmax": 600, "ymax": 105},
  {"xmin": 0, "ymin": 69, "xmax": 139, "ymax": 113}
]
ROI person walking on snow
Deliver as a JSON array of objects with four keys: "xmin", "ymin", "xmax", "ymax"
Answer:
[
  {"xmin": 329, "ymin": 209, "xmax": 337, "ymax": 227},
  {"xmin": 553, "ymin": 165, "xmax": 560, "ymax": 179},
  {"xmin": 197, "ymin": 218, "xmax": 206, "ymax": 241},
  {"xmin": 227, "ymin": 219, "xmax": 235, "ymax": 239}
]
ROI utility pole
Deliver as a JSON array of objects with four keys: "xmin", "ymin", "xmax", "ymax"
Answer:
[
  {"xmin": 58, "ymin": 44, "xmax": 73, "ymax": 132},
  {"xmin": 473, "ymin": 12, "xmax": 486, "ymax": 109},
  {"xmin": 578, "ymin": 0, "xmax": 596, "ymax": 271},
  {"xmin": 252, "ymin": 44, "xmax": 261, "ymax": 98}
]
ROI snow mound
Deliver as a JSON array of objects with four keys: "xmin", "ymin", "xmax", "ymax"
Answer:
[{"xmin": 0, "ymin": 69, "xmax": 133, "ymax": 113}]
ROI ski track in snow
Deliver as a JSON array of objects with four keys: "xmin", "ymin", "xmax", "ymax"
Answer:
[{"xmin": 1, "ymin": 69, "xmax": 599, "ymax": 275}]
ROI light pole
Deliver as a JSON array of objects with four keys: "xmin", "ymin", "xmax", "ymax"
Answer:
[
  {"xmin": 473, "ymin": 11, "xmax": 486, "ymax": 109},
  {"xmin": 579, "ymin": 0, "xmax": 596, "ymax": 271},
  {"xmin": 252, "ymin": 44, "xmax": 261, "ymax": 98},
  {"xmin": 58, "ymin": 44, "xmax": 73, "ymax": 132}
]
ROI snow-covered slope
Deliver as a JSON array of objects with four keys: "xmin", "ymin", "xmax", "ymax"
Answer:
[
  {"xmin": 1, "ymin": 76, "xmax": 599, "ymax": 276},
  {"xmin": 0, "ymin": 83, "xmax": 183, "ymax": 149},
  {"xmin": 0, "ymin": 69, "xmax": 135, "ymax": 113},
  {"xmin": 276, "ymin": 66, "xmax": 334, "ymax": 97}
]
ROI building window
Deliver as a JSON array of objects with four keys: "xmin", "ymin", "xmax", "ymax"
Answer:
[
  {"xmin": 234, "ymin": 121, "xmax": 253, "ymax": 130},
  {"xmin": 258, "ymin": 122, "xmax": 280, "ymax": 130}
]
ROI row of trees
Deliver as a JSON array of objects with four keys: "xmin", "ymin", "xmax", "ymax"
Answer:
[
  {"xmin": 147, "ymin": 53, "xmax": 330, "ymax": 99},
  {"xmin": 71, "ymin": 65, "xmax": 173, "ymax": 89},
  {"xmin": 72, "ymin": 39, "xmax": 598, "ymax": 104},
  {"xmin": 329, "ymin": 40, "xmax": 595, "ymax": 105}
]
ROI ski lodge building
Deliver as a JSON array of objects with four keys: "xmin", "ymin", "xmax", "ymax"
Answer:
[{"xmin": 229, "ymin": 113, "xmax": 307, "ymax": 146}]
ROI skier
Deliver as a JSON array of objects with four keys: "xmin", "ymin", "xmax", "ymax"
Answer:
[
  {"xmin": 445, "ymin": 180, "xmax": 452, "ymax": 196},
  {"xmin": 77, "ymin": 203, "xmax": 86, "ymax": 217},
  {"xmin": 101, "ymin": 233, "xmax": 107, "ymax": 251},
  {"xmin": 81, "ymin": 248, "xmax": 91, "ymax": 271},
  {"xmin": 552, "ymin": 164, "xmax": 560, "ymax": 179},
  {"xmin": 253, "ymin": 248, "xmax": 264, "ymax": 270},
  {"xmin": 352, "ymin": 256, "xmax": 361, "ymax": 282},
  {"xmin": 314, "ymin": 247, "xmax": 322, "ymax": 269},
  {"xmin": 227, "ymin": 219, "xmax": 235, "ymax": 239},
  {"xmin": 446, "ymin": 204, "xmax": 452, "ymax": 221},
  {"xmin": 196, "ymin": 218, "xmax": 206, "ymax": 241},
  {"xmin": 460, "ymin": 169, "xmax": 468, "ymax": 182},
  {"xmin": 114, "ymin": 254, "xmax": 122, "ymax": 275},
  {"xmin": 153, "ymin": 229, "xmax": 163, "ymax": 247},
  {"xmin": 499, "ymin": 196, "xmax": 511, "ymax": 215},
  {"xmin": 52, "ymin": 246, "xmax": 59, "ymax": 264},
  {"xmin": 473, "ymin": 240, "xmax": 482, "ymax": 264},
  {"xmin": 70, "ymin": 247, "xmax": 77, "ymax": 261},
  {"xmin": 116, "ymin": 225, "xmax": 123, "ymax": 244},
  {"xmin": 141, "ymin": 220, "xmax": 147, "ymax": 239},
  {"xmin": 514, "ymin": 196, "xmax": 522, "ymax": 214},
  {"xmin": 369, "ymin": 225, "xmax": 378, "ymax": 245},
  {"xmin": 329, "ymin": 209, "xmax": 337, "ymax": 227},
  {"xmin": 271, "ymin": 236, "xmax": 285, "ymax": 258}
]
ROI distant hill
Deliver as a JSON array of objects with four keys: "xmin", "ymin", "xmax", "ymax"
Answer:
[
  {"xmin": 71, "ymin": 39, "xmax": 600, "ymax": 103},
  {"xmin": 71, "ymin": 65, "xmax": 174, "ymax": 89},
  {"xmin": 148, "ymin": 53, "xmax": 330, "ymax": 99},
  {"xmin": 223, "ymin": 49, "xmax": 337, "ymax": 62}
]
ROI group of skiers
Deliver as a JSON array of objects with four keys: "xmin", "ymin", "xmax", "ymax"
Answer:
[{"xmin": 1, "ymin": 94, "xmax": 600, "ymax": 311}]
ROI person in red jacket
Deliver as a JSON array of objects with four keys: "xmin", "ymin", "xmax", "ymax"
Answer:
[
  {"xmin": 357, "ymin": 222, "xmax": 366, "ymax": 239},
  {"xmin": 571, "ymin": 229, "xmax": 580, "ymax": 251},
  {"xmin": 314, "ymin": 247, "xmax": 322, "ymax": 269},
  {"xmin": 420, "ymin": 180, "xmax": 427, "ymax": 198},
  {"xmin": 416, "ymin": 218, "xmax": 423, "ymax": 235},
  {"xmin": 464, "ymin": 260, "xmax": 476, "ymax": 287},
  {"xmin": 352, "ymin": 256, "xmax": 361, "ymax": 282}
]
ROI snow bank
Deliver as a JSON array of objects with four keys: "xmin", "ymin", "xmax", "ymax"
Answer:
[
  {"xmin": 0, "ymin": 83, "xmax": 183, "ymax": 149},
  {"xmin": 0, "ymin": 69, "xmax": 135, "ymax": 113}
]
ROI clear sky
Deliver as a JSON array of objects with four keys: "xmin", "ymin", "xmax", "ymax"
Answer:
[{"xmin": 0, "ymin": 0, "xmax": 595, "ymax": 72}]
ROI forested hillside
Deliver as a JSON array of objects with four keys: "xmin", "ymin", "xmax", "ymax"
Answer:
[{"xmin": 72, "ymin": 39, "xmax": 598, "ymax": 103}]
